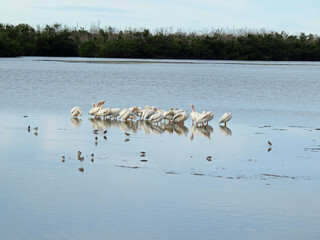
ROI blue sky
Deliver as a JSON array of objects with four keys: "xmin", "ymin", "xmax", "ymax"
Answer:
[{"xmin": 1, "ymin": 0, "xmax": 320, "ymax": 34}]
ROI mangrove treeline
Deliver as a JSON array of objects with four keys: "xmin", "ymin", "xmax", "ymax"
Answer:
[{"xmin": 1, "ymin": 23, "xmax": 320, "ymax": 60}]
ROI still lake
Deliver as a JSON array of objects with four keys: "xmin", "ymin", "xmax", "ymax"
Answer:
[{"xmin": 0, "ymin": 57, "xmax": 320, "ymax": 240}]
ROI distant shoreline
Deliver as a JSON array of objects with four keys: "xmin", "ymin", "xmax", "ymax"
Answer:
[
  {"xmin": 39, "ymin": 58, "xmax": 320, "ymax": 66},
  {"xmin": 1, "ymin": 23, "xmax": 320, "ymax": 61}
]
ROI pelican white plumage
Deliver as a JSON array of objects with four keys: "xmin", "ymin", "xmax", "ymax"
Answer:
[
  {"xmin": 96, "ymin": 107, "xmax": 111, "ymax": 120},
  {"xmin": 160, "ymin": 109, "xmax": 174, "ymax": 124},
  {"xmin": 110, "ymin": 108, "xmax": 121, "ymax": 119},
  {"xmin": 142, "ymin": 107, "xmax": 156, "ymax": 120},
  {"xmin": 119, "ymin": 108, "xmax": 129, "ymax": 119},
  {"xmin": 195, "ymin": 112, "xmax": 211, "ymax": 126},
  {"xmin": 219, "ymin": 112, "xmax": 232, "ymax": 126},
  {"xmin": 149, "ymin": 111, "xmax": 165, "ymax": 124},
  {"xmin": 88, "ymin": 104, "xmax": 101, "ymax": 119},
  {"xmin": 173, "ymin": 109, "xmax": 189, "ymax": 126},
  {"xmin": 120, "ymin": 109, "xmax": 136, "ymax": 122},
  {"xmin": 134, "ymin": 107, "xmax": 143, "ymax": 119},
  {"xmin": 190, "ymin": 104, "xmax": 201, "ymax": 124},
  {"xmin": 196, "ymin": 111, "xmax": 213, "ymax": 127},
  {"xmin": 205, "ymin": 111, "xmax": 214, "ymax": 124},
  {"xmin": 70, "ymin": 106, "xmax": 82, "ymax": 118},
  {"xmin": 172, "ymin": 108, "xmax": 183, "ymax": 116}
]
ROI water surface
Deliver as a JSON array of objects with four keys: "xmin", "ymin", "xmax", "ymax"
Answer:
[{"xmin": 0, "ymin": 57, "xmax": 320, "ymax": 240}]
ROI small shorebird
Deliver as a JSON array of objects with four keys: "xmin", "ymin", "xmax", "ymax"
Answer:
[
  {"xmin": 27, "ymin": 126, "xmax": 30, "ymax": 132},
  {"xmin": 34, "ymin": 127, "xmax": 38, "ymax": 131},
  {"xmin": 103, "ymin": 130, "xmax": 107, "ymax": 134},
  {"xmin": 125, "ymin": 132, "xmax": 130, "ymax": 137},
  {"xmin": 268, "ymin": 141, "xmax": 272, "ymax": 146},
  {"xmin": 95, "ymin": 136, "xmax": 98, "ymax": 141},
  {"xmin": 140, "ymin": 151, "xmax": 146, "ymax": 157}
]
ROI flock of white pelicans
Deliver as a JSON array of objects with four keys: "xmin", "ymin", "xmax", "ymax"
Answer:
[{"xmin": 70, "ymin": 100, "xmax": 232, "ymax": 127}]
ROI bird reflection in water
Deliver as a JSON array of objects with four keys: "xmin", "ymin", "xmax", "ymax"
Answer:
[
  {"xmin": 70, "ymin": 118, "xmax": 82, "ymax": 127},
  {"xmin": 219, "ymin": 126, "xmax": 232, "ymax": 136},
  {"xmin": 86, "ymin": 118, "xmax": 217, "ymax": 139},
  {"xmin": 190, "ymin": 125, "xmax": 213, "ymax": 140}
]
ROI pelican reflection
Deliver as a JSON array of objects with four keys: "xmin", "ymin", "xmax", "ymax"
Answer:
[
  {"xmin": 190, "ymin": 125, "xmax": 213, "ymax": 140},
  {"xmin": 86, "ymin": 118, "xmax": 203, "ymax": 137},
  {"xmin": 173, "ymin": 124, "xmax": 189, "ymax": 136},
  {"xmin": 70, "ymin": 118, "xmax": 82, "ymax": 127},
  {"xmin": 219, "ymin": 126, "xmax": 232, "ymax": 136}
]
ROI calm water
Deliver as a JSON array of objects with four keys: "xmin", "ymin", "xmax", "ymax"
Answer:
[{"xmin": 0, "ymin": 57, "xmax": 320, "ymax": 240}]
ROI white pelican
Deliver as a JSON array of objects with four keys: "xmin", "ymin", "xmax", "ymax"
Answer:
[
  {"xmin": 219, "ymin": 112, "xmax": 232, "ymax": 126},
  {"xmin": 119, "ymin": 108, "xmax": 129, "ymax": 119},
  {"xmin": 205, "ymin": 111, "xmax": 214, "ymax": 125},
  {"xmin": 134, "ymin": 107, "xmax": 143, "ymax": 119},
  {"xmin": 173, "ymin": 109, "xmax": 189, "ymax": 126},
  {"xmin": 142, "ymin": 107, "xmax": 156, "ymax": 120},
  {"xmin": 195, "ymin": 111, "xmax": 214, "ymax": 127},
  {"xmin": 120, "ymin": 109, "xmax": 136, "ymax": 123},
  {"xmin": 96, "ymin": 107, "xmax": 111, "ymax": 120},
  {"xmin": 70, "ymin": 106, "xmax": 82, "ymax": 118},
  {"xmin": 149, "ymin": 111, "xmax": 165, "ymax": 124},
  {"xmin": 172, "ymin": 108, "xmax": 183, "ymax": 116},
  {"xmin": 190, "ymin": 104, "xmax": 213, "ymax": 126},
  {"xmin": 110, "ymin": 108, "xmax": 121, "ymax": 119},
  {"xmin": 190, "ymin": 104, "xmax": 201, "ymax": 124},
  {"xmin": 88, "ymin": 104, "xmax": 101, "ymax": 119}
]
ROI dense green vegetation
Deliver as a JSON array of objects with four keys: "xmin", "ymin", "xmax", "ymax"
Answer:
[{"xmin": 1, "ymin": 23, "xmax": 320, "ymax": 60}]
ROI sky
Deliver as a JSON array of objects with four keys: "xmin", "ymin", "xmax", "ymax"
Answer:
[{"xmin": 1, "ymin": 0, "xmax": 320, "ymax": 34}]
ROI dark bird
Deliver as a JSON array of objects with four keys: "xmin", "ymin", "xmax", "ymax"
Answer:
[
  {"xmin": 95, "ymin": 136, "xmax": 98, "ymax": 141},
  {"xmin": 78, "ymin": 167, "xmax": 84, "ymax": 173},
  {"xmin": 34, "ymin": 127, "xmax": 38, "ymax": 131},
  {"xmin": 103, "ymin": 136, "xmax": 107, "ymax": 140},
  {"xmin": 125, "ymin": 138, "xmax": 130, "ymax": 142},
  {"xmin": 103, "ymin": 130, "xmax": 107, "ymax": 134},
  {"xmin": 125, "ymin": 132, "xmax": 130, "ymax": 137},
  {"xmin": 206, "ymin": 156, "xmax": 212, "ymax": 161},
  {"xmin": 268, "ymin": 141, "xmax": 272, "ymax": 146},
  {"xmin": 27, "ymin": 125, "xmax": 30, "ymax": 132},
  {"xmin": 93, "ymin": 129, "xmax": 99, "ymax": 134},
  {"xmin": 140, "ymin": 151, "xmax": 146, "ymax": 157},
  {"xmin": 91, "ymin": 153, "xmax": 94, "ymax": 157},
  {"xmin": 91, "ymin": 158, "xmax": 94, "ymax": 162},
  {"xmin": 34, "ymin": 132, "xmax": 38, "ymax": 136}
]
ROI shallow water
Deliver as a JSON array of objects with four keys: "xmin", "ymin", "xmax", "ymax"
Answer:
[{"xmin": 0, "ymin": 57, "xmax": 320, "ymax": 240}]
